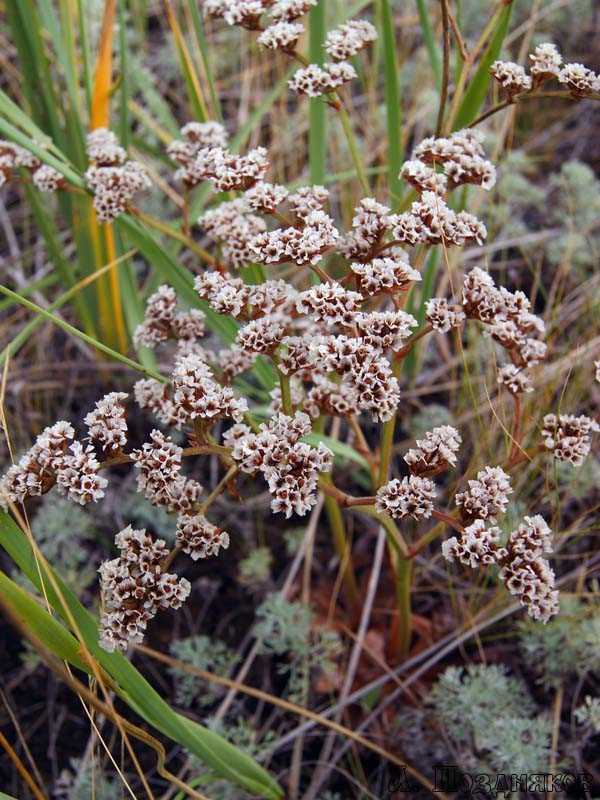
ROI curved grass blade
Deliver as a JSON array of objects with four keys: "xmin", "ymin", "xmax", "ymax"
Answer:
[
  {"xmin": 453, "ymin": 3, "xmax": 513, "ymax": 130},
  {"xmin": 415, "ymin": 0, "xmax": 442, "ymax": 90},
  {"xmin": 379, "ymin": 0, "xmax": 403, "ymax": 207}
]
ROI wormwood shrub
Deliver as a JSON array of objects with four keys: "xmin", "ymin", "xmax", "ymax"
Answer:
[{"xmin": 1, "ymin": 0, "xmax": 599, "ymax": 796}]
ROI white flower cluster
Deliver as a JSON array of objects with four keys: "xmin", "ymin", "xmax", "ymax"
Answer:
[
  {"xmin": 175, "ymin": 513, "xmax": 230, "ymax": 560},
  {"xmin": 133, "ymin": 284, "xmax": 206, "ymax": 350},
  {"xmin": 443, "ymin": 515, "xmax": 559, "ymax": 623},
  {"xmin": 296, "ymin": 283, "xmax": 363, "ymax": 326},
  {"xmin": 186, "ymin": 145, "xmax": 269, "ymax": 192},
  {"xmin": 288, "ymin": 184, "xmax": 329, "ymax": 218},
  {"xmin": 201, "ymin": 199, "xmax": 267, "ymax": 269},
  {"xmin": 375, "ymin": 475, "xmax": 436, "ymax": 521},
  {"xmin": 257, "ymin": 20, "xmax": 304, "ymax": 51},
  {"xmin": 134, "ymin": 379, "xmax": 181, "ymax": 428},
  {"xmin": 325, "ymin": 20, "xmax": 378, "ymax": 61},
  {"xmin": 412, "ymin": 128, "xmax": 497, "ymax": 192},
  {"xmin": 490, "ymin": 60, "xmax": 532, "ymax": 96},
  {"xmin": 85, "ymin": 128, "xmax": 150, "ymax": 222},
  {"xmin": 310, "ymin": 335, "xmax": 401, "ymax": 421},
  {"xmin": 404, "ymin": 425, "xmax": 462, "ymax": 475},
  {"xmin": 99, "ymin": 525, "xmax": 191, "ymax": 652},
  {"xmin": 354, "ymin": 309, "xmax": 418, "ymax": 350},
  {"xmin": 271, "ymin": 0, "xmax": 317, "ymax": 20},
  {"xmin": 84, "ymin": 392, "xmax": 128, "ymax": 453},
  {"xmin": 350, "ymin": 255, "xmax": 420, "ymax": 296},
  {"xmin": 244, "ymin": 181, "xmax": 289, "ymax": 213},
  {"xmin": 462, "ymin": 267, "xmax": 547, "ymax": 373},
  {"xmin": 0, "ymin": 139, "xmax": 63, "ymax": 192},
  {"xmin": 391, "ymin": 191, "xmax": 487, "ymax": 247},
  {"xmin": 250, "ymin": 209, "xmax": 340, "ymax": 266},
  {"xmin": 341, "ymin": 198, "xmax": 392, "ymax": 260},
  {"xmin": 203, "ymin": 0, "xmax": 266, "ymax": 27},
  {"xmin": 195, "ymin": 271, "xmax": 293, "ymax": 319},
  {"xmin": 167, "ymin": 121, "xmax": 228, "ymax": 186},
  {"xmin": 455, "ymin": 465, "xmax": 512, "ymax": 522},
  {"xmin": 425, "ymin": 297, "xmax": 466, "ymax": 333},
  {"xmin": 491, "ymin": 42, "xmax": 600, "ymax": 98},
  {"xmin": 541, "ymin": 414, "xmax": 599, "ymax": 466},
  {"xmin": 228, "ymin": 411, "xmax": 333, "ymax": 517},
  {"xmin": 288, "ymin": 62, "xmax": 357, "ymax": 97},
  {"xmin": 0, "ymin": 421, "xmax": 107, "ymax": 510},
  {"xmin": 172, "ymin": 352, "xmax": 248, "ymax": 424},
  {"xmin": 131, "ymin": 429, "xmax": 203, "ymax": 513}
]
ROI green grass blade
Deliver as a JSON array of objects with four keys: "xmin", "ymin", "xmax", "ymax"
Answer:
[
  {"xmin": 379, "ymin": 0, "xmax": 403, "ymax": 208},
  {"xmin": 415, "ymin": 0, "xmax": 442, "ymax": 90},
  {"xmin": 0, "ymin": 513, "xmax": 284, "ymax": 800},
  {"xmin": 0, "ymin": 570, "xmax": 88, "ymax": 671},
  {"xmin": 0, "ymin": 285, "xmax": 164, "ymax": 381},
  {"xmin": 453, "ymin": 3, "xmax": 513, "ymax": 130},
  {"xmin": 186, "ymin": 0, "xmax": 223, "ymax": 121}
]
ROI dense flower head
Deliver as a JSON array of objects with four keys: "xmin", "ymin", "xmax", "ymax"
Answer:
[
  {"xmin": 375, "ymin": 475, "xmax": 436, "ymax": 520},
  {"xmin": 168, "ymin": 120, "xmax": 228, "ymax": 184},
  {"xmin": 413, "ymin": 129, "xmax": 496, "ymax": 191},
  {"xmin": 354, "ymin": 309, "xmax": 418, "ymax": 350},
  {"xmin": 0, "ymin": 140, "xmax": 42, "ymax": 186},
  {"xmin": 189, "ymin": 145, "xmax": 269, "ymax": 191},
  {"xmin": 296, "ymin": 283, "xmax": 363, "ymax": 326},
  {"xmin": 324, "ymin": 19, "xmax": 377, "ymax": 61},
  {"xmin": 541, "ymin": 413, "xmax": 599, "ymax": 466},
  {"xmin": 303, "ymin": 374, "xmax": 361, "ymax": 418},
  {"xmin": 288, "ymin": 185, "xmax": 329, "ymax": 219},
  {"xmin": 462, "ymin": 267, "xmax": 546, "ymax": 368},
  {"xmin": 203, "ymin": 0, "xmax": 266, "ymax": 27},
  {"xmin": 405, "ymin": 425, "xmax": 462, "ymax": 475},
  {"xmin": 236, "ymin": 314, "xmax": 287, "ymax": 354},
  {"xmin": 229, "ymin": 412, "xmax": 332, "ymax": 516},
  {"xmin": 456, "ymin": 465, "xmax": 512, "ymax": 521},
  {"xmin": 442, "ymin": 514, "xmax": 559, "ymax": 622},
  {"xmin": 86, "ymin": 128, "xmax": 126, "ymax": 166},
  {"xmin": 55, "ymin": 442, "xmax": 108, "ymax": 505},
  {"xmin": 131, "ymin": 429, "xmax": 203, "ymax": 512},
  {"xmin": 257, "ymin": 20, "xmax": 304, "ymax": 50},
  {"xmin": 497, "ymin": 364, "xmax": 533, "ymax": 395},
  {"xmin": 32, "ymin": 164, "xmax": 64, "ymax": 192},
  {"xmin": 85, "ymin": 160, "xmax": 150, "ymax": 222},
  {"xmin": 176, "ymin": 513, "xmax": 230, "ymax": 560},
  {"xmin": 442, "ymin": 520, "xmax": 502, "ymax": 568},
  {"xmin": 0, "ymin": 421, "xmax": 75, "ymax": 509},
  {"xmin": 134, "ymin": 285, "xmax": 205, "ymax": 349},
  {"xmin": 195, "ymin": 271, "xmax": 250, "ymax": 317},
  {"xmin": 172, "ymin": 352, "xmax": 248, "ymax": 424},
  {"xmin": 426, "ymin": 298, "xmax": 466, "ymax": 333},
  {"xmin": 401, "ymin": 160, "xmax": 448, "ymax": 195},
  {"xmin": 558, "ymin": 63, "xmax": 600, "ymax": 97},
  {"xmin": 270, "ymin": 0, "xmax": 317, "ymax": 21},
  {"xmin": 288, "ymin": 61, "xmax": 357, "ymax": 97},
  {"xmin": 311, "ymin": 335, "xmax": 401, "ymax": 421},
  {"xmin": 529, "ymin": 42, "xmax": 562, "ymax": 80},
  {"xmin": 99, "ymin": 525, "xmax": 191, "ymax": 652},
  {"xmin": 500, "ymin": 516, "xmax": 559, "ymax": 623},
  {"xmin": 250, "ymin": 209, "xmax": 339, "ymax": 266},
  {"xmin": 84, "ymin": 392, "xmax": 128, "ymax": 453},
  {"xmin": 350, "ymin": 256, "xmax": 420, "ymax": 295},
  {"xmin": 390, "ymin": 192, "xmax": 487, "ymax": 247},
  {"xmin": 490, "ymin": 60, "xmax": 532, "ymax": 96},
  {"xmin": 218, "ymin": 345, "xmax": 257, "ymax": 382},
  {"xmin": 134, "ymin": 379, "xmax": 180, "ymax": 427},
  {"xmin": 277, "ymin": 336, "xmax": 316, "ymax": 376},
  {"xmin": 244, "ymin": 181, "xmax": 289, "ymax": 212}
]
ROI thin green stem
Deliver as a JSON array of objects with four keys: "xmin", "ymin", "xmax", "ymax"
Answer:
[
  {"xmin": 321, "ymin": 477, "xmax": 361, "ymax": 610},
  {"xmin": 277, "ymin": 368, "xmax": 293, "ymax": 416},
  {"xmin": 395, "ymin": 556, "xmax": 412, "ymax": 657}
]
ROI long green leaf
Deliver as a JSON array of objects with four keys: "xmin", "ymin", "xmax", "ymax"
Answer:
[
  {"xmin": 309, "ymin": 0, "xmax": 327, "ymax": 185},
  {"xmin": 0, "ymin": 513, "xmax": 283, "ymax": 800},
  {"xmin": 0, "ymin": 570, "xmax": 88, "ymax": 671},
  {"xmin": 379, "ymin": 0, "xmax": 402, "ymax": 207},
  {"xmin": 453, "ymin": 4, "xmax": 513, "ymax": 130},
  {"xmin": 0, "ymin": 285, "xmax": 164, "ymax": 381}
]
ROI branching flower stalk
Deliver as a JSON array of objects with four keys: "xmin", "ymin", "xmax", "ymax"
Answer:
[{"xmin": 2, "ymin": 12, "xmax": 600, "ymax": 664}]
